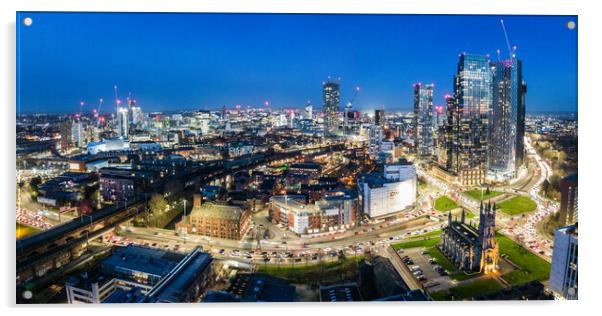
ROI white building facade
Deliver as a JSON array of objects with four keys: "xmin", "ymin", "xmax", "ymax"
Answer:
[{"xmin": 358, "ymin": 162, "xmax": 416, "ymax": 218}]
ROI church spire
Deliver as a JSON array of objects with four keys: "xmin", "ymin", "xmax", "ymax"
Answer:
[
  {"xmin": 461, "ymin": 208, "xmax": 466, "ymax": 223},
  {"xmin": 448, "ymin": 210, "xmax": 452, "ymax": 224}
]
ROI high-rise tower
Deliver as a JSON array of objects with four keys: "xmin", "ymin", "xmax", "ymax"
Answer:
[
  {"xmin": 450, "ymin": 53, "xmax": 493, "ymax": 185},
  {"xmin": 117, "ymin": 107, "xmax": 129, "ymax": 138},
  {"xmin": 413, "ymin": 83, "xmax": 434, "ymax": 158},
  {"xmin": 489, "ymin": 58, "xmax": 525, "ymax": 180},
  {"xmin": 323, "ymin": 80, "xmax": 340, "ymax": 137}
]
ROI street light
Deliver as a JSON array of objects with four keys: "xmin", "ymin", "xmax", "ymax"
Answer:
[{"xmin": 80, "ymin": 214, "xmax": 93, "ymax": 248}]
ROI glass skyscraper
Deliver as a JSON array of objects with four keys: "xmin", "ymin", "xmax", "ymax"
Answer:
[
  {"xmin": 489, "ymin": 59, "xmax": 518, "ymax": 178},
  {"xmin": 322, "ymin": 81, "xmax": 340, "ymax": 137},
  {"xmin": 413, "ymin": 83, "xmax": 434, "ymax": 158},
  {"xmin": 445, "ymin": 53, "xmax": 493, "ymax": 185}
]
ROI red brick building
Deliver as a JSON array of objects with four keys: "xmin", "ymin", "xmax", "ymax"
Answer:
[{"xmin": 176, "ymin": 194, "xmax": 250, "ymax": 240}]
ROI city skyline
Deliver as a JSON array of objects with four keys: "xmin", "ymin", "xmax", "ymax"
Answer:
[{"xmin": 17, "ymin": 13, "xmax": 577, "ymax": 114}]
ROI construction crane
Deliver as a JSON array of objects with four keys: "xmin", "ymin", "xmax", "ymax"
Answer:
[
  {"xmin": 114, "ymin": 84, "xmax": 121, "ymax": 109},
  {"xmin": 95, "ymin": 98, "xmax": 104, "ymax": 126},
  {"xmin": 500, "ymin": 19, "xmax": 517, "ymax": 62},
  {"xmin": 78, "ymin": 100, "xmax": 85, "ymax": 119}
]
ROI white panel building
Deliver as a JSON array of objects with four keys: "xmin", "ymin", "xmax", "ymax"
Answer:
[{"xmin": 358, "ymin": 161, "xmax": 416, "ymax": 218}]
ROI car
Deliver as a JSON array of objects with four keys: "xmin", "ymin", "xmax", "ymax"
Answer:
[
  {"xmin": 151, "ymin": 243, "xmax": 157, "ymax": 247},
  {"xmin": 418, "ymin": 276, "xmax": 427, "ymax": 282},
  {"xmin": 421, "ymin": 251, "xmax": 429, "ymax": 255}
]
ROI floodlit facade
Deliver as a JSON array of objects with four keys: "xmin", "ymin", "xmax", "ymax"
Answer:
[{"xmin": 440, "ymin": 203, "xmax": 499, "ymax": 273}]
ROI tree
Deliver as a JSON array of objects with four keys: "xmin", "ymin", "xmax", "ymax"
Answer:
[
  {"xmin": 542, "ymin": 179, "xmax": 550, "ymax": 196},
  {"xmin": 149, "ymin": 193, "xmax": 168, "ymax": 216},
  {"xmin": 29, "ymin": 176, "xmax": 42, "ymax": 193},
  {"xmin": 77, "ymin": 200, "xmax": 93, "ymax": 216}
]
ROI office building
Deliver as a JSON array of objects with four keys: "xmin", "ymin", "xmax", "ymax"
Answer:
[
  {"xmin": 269, "ymin": 190, "xmax": 359, "ymax": 235},
  {"xmin": 488, "ymin": 58, "xmax": 525, "ymax": 180},
  {"xmin": 367, "ymin": 125, "xmax": 383, "ymax": 159},
  {"xmin": 323, "ymin": 80, "xmax": 340, "ymax": 137},
  {"xmin": 357, "ymin": 160, "xmax": 417, "ymax": 218},
  {"xmin": 131, "ymin": 105, "xmax": 144, "ymax": 125},
  {"xmin": 440, "ymin": 53, "xmax": 493, "ymax": 186},
  {"xmin": 225, "ymin": 273, "xmax": 296, "ymax": 302},
  {"xmin": 65, "ymin": 245, "xmax": 213, "ymax": 304},
  {"xmin": 515, "ymin": 61, "xmax": 527, "ymax": 169},
  {"xmin": 549, "ymin": 223, "xmax": 578, "ymax": 300},
  {"xmin": 413, "ymin": 83, "xmax": 434, "ymax": 158},
  {"xmin": 374, "ymin": 109, "xmax": 385, "ymax": 127},
  {"xmin": 71, "ymin": 120, "xmax": 84, "ymax": 148},
  {"xmin": 117, "ymin": 106, "xmax": 129, "ymax": 138}
]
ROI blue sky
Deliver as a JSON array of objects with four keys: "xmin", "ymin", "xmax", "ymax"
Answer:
[{"xmin": 16, "ymin": 12, "xmax": 577, "ymax": 114}]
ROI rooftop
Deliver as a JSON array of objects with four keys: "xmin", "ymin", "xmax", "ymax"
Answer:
[
  {"xmin": 146, "ymin": 247, "xmax": 213, "ymax": 303},
  {"xmin": 320, "ymin": 283, "xmax": 363, "ymax": 302},
  {"xmin": 189, "ymin": 202, "xmax": 244, "ymax": 221},
  {"xmin": 444, "ymin": 220, "xmax": 480, "ymax": 245},
  {"xmin": 559, "ymin": 222, "xmax": 578, "ymax": 239},
  {"xmin": 227, "ymin": 273, "xmax": 296, "ymax": 302},
  {"xmin": 101, "ymin": 245, "xmax": 185, "ymax": 278}
]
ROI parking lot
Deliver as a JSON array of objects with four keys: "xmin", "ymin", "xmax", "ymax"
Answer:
[{"xmin": 396, "ymin": 247, "xmax": 456, "ymax": 293}]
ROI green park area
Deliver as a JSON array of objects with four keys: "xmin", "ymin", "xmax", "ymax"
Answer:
[
  {"xmin": 434, "ymin": 196, "xmax": 458, "ymax": 212},
  {"xmin": 391, "ymin": 230, "xmax": 441, "ymax": 250},
  {"xmin": 496, "ymin": 234, "xmax": 551, "ymax": 285},
  {"xmin": 16, "ymin": 223, "xmax": 40, "ymax": 239},
  {"xmin": 393, "ymin": 229, "xmax": 551, "ymax": 300},
  {"xmin": 256, "ymin": 256, "xmax": 364, "ymax": 284},
  {"xmin": 497, "ymin": 196, "xmax": 537, "ymax": 216},
  {"xmin": 464, "ymin": 189, "xmax": 503, "ymax": 201},
  {"xmin": 430, "ymin": 278, "xmax": 504, "ymax": 301}
]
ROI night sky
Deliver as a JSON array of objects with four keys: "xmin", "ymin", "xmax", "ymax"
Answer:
[{"xmin": 16, "ymin": 12, "xmax": 578, "ymax": 114}]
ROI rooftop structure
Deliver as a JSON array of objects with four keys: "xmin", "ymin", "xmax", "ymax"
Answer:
[{"xmin": 66, "ymin": 245, "xmax": 212, "ymax": 304}]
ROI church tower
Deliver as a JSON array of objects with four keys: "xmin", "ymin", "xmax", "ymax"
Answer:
[{"xmin": 478, "ymin": 201, "xmax": 499, "ymax": 273}]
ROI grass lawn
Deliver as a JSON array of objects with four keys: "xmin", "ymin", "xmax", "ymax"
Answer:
[
  {"xmin": 425, "ymin": 246, "xmax": 481, "ymax": 281},
  {"xmin": 392, "ymin": 236, "xmax": 440, "ymax": 250},
  {"xmin": 256, "ymin": 256, "xmax": 364, "ymax": 283},
  {"xmin": 497, "ymin": 234, "xmax": 551, "ymax": 285},
  {"xmin": 464, "ymin": 189, "xmax": 503, "ymax": 201},
  {"xmin": 434, "ymin": 196, "xmax": 459, "ymax": 212},
  {"xmin": 16, "ymin": 223, "xmax": 40, "ymax": 239},
  {"xmin": 432, "ymin": 278, "xmax": 504, "ymax": 301},
  {"xmin": 497, "ymin": 196, "xmax": 537, "ymax": 215}
]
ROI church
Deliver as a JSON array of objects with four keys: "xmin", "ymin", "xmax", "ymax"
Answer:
[{"xmin": 439, "ymin": 201, "xmax": 499, "ymax": 273}]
